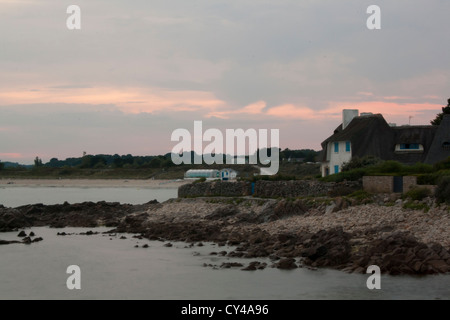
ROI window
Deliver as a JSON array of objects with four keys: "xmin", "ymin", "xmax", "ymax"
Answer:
[
  {"xmin": 442, "ymin": 142, "xmax": 450, "ymax": 150},
  {"xmin": 334, "ymin": 165, "xmax": 339, "ymax": 174},
  {"xmin": 400, "ymin": 143, "xmax": 420, "ymax": 150},
  {"xmin": 334, "ymin": 142, "xmax": 339, "ymax": 153},
  {"xmin": 345, "ymin": 141, "xmax": 351, "ymax": 152}
]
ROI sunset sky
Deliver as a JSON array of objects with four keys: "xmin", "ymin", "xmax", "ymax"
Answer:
[{"xmin": 1, "ymin": 0, "xmax": 449, "ymax": 163}]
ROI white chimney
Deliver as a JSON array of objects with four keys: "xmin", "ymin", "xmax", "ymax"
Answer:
[{"xmin": 342, "ymin": 109, "xmax": 359, "ymax": 130}]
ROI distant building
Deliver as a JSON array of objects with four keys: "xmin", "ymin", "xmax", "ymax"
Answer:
[
  {"xmin": 220, "ymin": 168, "xmax": 238, "ymax": 181},
  {"xmin": 320, "ymin": 110, "xmax": 450, "ymax": 177},
  {"xmin": 184, "ymin": 169, "xmax": 220, "ymax": 180},
  {"xmin": 184, "ymin": 168, "xmax": 238, "ymax": 181}
]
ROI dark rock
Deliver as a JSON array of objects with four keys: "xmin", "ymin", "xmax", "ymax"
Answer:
[
  {"xmin": 17, "ymin": 231, "xmax": 27, "ymax": 237},
  {"xmin": 22, "ymin": 236, "xmax": 32, "ymax": 244},
  {"xmin": 142, "ymin": 244, "xmax": 149, "ymax": 248},
  {"xmin": 221, "ymin": 262, "xmax": 244, "ymax": 268},
  {"xmin": 164, "ymin": 243, "xmax": 173, "ymax": 247},
  {"xmin": 120, "ymin": 236, "xmax": 127, "ymax": 239},
  {"xmin": 32, "ymin": 237, "xmax": 43, "ymax": 243},
  {"xmin": 242, "ymin": 261, "xmax": 267, "ymax": 271},
  {"xmin": 241, "ymin": 263, "xmax": 257, "ymax": 271},
  {"xmin": 227, "ymin": 251, "xmax": 244, "ymax": 258},
  {"xmin": 275, "ymin": 258, "xmax": 297, "ymax": 269},
  {"xmin": 29, "ymin": 231, "xmax": 35, "ymax": 237},
  {"xmin": 206, "ymin": 205, "xmax": 239, "ymax": 220},
  {"xmin": 352, "ymin": 232, "xmax": 450, "ymax": 275},
  {"xmin": 0, "ymin": 239, "xmax": 21, "ymax": 245},
  {"xmin": 301, "ymin": 227, "xmax": 351, "ymax": 268}
]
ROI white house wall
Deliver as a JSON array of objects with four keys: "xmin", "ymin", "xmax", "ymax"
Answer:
[{"xmin": 328, "ymin": 141, "xmax": 352, "ymax": 174}]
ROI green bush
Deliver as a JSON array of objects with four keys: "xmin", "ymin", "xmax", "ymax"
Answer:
[
  {"xmin": 193, "ymin": 177, "xmax": 207, "ymax": 184},
  {"xmin": 402, "ymin": 202, "xmax": 430, "ymax": 212},
  {"xmin": 374, "ymin": 160, "xmax": 403, "ymax": 174},
  {"xmin": 408, "ymin": 162, "xmax": 434, "ymax": 174},
  {"xmin": 404, "ymin": 187, "xmax": 432, "ymax": 201},
  {"xmin": 436, "ymin": 176, "xmax": 450, "ymax": 204},
  {"xmin": 328, "ymin": 186, "xmax": 357, "ymax": 197},
  {"xmin": 321, "ymin": 168, "xmax": 367, "ymax": 182},
  {"xmin": 417, "ymin": 174, "xmax": 437, "ymax": 185},
  {"xmin": 347, "ymin": 190, "xmax": 372, "ymax": 201},
  {"xmin": 341, "ymin": 156, "xmax": 382, "ymax": 172},
  {"xmin": 434, "ymin": 156, "xmax": 450, "ymax": 171}
]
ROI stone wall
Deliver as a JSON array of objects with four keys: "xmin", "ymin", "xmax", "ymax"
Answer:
[
  {"xmin": 403, "ymin": 176, "xmax": 417, "ymax": 192},
  {"xmin": 178, "ymin": 181, "xmax": 252, "ymax": 198},
  {"xmin": 253, "ymin": 180, "xmax": 333, "ymax": 198},
  {"xmin": 363, "ymin": 175, "xmax": 437, "ymax": 194},
  {"xmin": 363, "ymin": 176, "xmax": 394, "ymax": 193},
  {"xmin": 178, "ymin": 180, "xmax": 361, "ymax": 198}
]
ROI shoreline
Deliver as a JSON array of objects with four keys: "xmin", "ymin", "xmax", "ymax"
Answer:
[
  {"xmin": 1, "ymin": 195, "xmax": 449, "ymax": 275},
  {"xmin": 0, "ymin": 178, "xmax": 189, "ymax": 189}
]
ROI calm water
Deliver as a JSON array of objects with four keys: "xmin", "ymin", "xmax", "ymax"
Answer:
[
  {"xmin": 0, "ymin": 227, "xmax": 449, "ymax": 300},
  {"xmin": 0, "ymin": 188, "xmax": 449, "ymax": 300},
  {"xmin": 0, "ymin": 187, "xmax": 177, "ymax": 207}
]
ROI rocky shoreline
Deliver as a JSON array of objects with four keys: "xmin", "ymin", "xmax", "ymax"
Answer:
[{"xmin": 1, "ymin": 195, "xmax": 449, "ymax": 275}]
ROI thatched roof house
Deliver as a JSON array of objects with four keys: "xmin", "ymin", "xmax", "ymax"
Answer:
[{"xmin": 320, "ymin": 110, "xmax": 450, "ymax": 176}]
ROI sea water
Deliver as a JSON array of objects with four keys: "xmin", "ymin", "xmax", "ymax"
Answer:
[
  {"xmin": 0, "ymin": 188, "xmax": 449, "ymax": 300},
  {"xmin": 0, "ymin": 227, "xmax": 449, "ymax": 300}
]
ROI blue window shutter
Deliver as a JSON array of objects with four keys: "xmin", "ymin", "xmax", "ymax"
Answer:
[
  {"xmin": 346, "ymin": 141, "xmax": 351, "ymax": 152},
  {"xmin": 334, "ymin": 142, "xmax": 339, "ymax": 153},
  {"xmin": 334, "ymin": 165, "xmax": 339, "ymax": 174}
]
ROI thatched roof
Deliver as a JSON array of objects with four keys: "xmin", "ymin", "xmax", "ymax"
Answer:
[
  {"xmin": 425, "ymin": 115, "xmax": 450, "ymax": 164},
  {"xmin": 321, "ymin": 114, "xmax": 394, "ymax": 161},
  {"xmin": 320, "ymin": 113, "xmax": 446, "ymax": 165}
]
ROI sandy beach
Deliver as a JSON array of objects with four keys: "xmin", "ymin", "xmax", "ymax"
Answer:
[{"xmin": 0, "ymin": 178, "xmax": 189, "ymax": 189}]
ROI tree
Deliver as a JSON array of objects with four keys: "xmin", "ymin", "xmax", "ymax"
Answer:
[
  {"xmin": 430, "ymin": 98, "xmax": 450, "ymax": 125},
  {"xmin": 34, "ymin": 156, "xmax": 43, "ymax": 167},
  {"xmin": 0, "ymin": 160, "xmax": 4, "ymax": 171},
  {"xmin": 149, "ymin": 157, "xmax": 162, "ymax": 168}
]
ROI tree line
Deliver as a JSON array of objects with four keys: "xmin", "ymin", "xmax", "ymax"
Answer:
[{"xmin": 0, "ymin": 148, "xmax": 319, "ymax": 171}]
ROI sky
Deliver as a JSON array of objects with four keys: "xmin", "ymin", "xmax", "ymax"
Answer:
[{"xmin": 1, "ymin": 0, "xmax": 449, "ymax": 164}]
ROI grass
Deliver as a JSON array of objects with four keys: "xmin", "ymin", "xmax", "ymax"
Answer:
[
  {"xmin": 403, "ymin": 187, "xmax": 432, "ymax": 201},
  {"xmin": 320, "ymin": 159, "xmax": 446, "ymax": 183},
  {"xmin": 347, "ymin": 190, "xmax": 372, "ymax": 201},
  {"xmin": 402, "ymin": 202, "xmax": 430, "ymax": 213}
]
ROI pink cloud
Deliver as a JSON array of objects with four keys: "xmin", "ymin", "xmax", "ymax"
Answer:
[
  {"xmin": 0, "ymin": 153, "xmax": 23, "ymax": 159},
  {"xmin": 206, "ymin": 101, "xmax": 266, "ymax": 119},
  {"xmin": 382, "ymin": 96, "xmax": 415, "ymax": 101},
  {"xmin": 357, "ymin": 92, "xmax": 374, "ymax": 96},
  {"xmin": 266, "ymin": 104, "xmax": 326, "ymax": 119},
  {"xmin": 264, "ymin": 100, "xmax": 442, "ymax": 125},
  {"xmin": 0, "ymin": 86, "xmax": 226, "ymax": 114}
]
